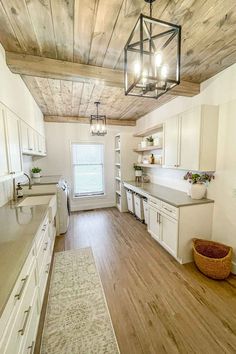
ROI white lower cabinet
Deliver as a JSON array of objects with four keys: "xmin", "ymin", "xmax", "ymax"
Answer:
[
  {"xmin": 0, "ymin": 208, "xmax": 56, "ymax": 354},
  {"xmin": 161, "ymin": 213, "xmax": 178, "ymax": 257},
  {"xmin": 148, "ymin": 197, "xmax": 214, "ymax": 264},
  {"xmin": 148, "ymin": 205, "xmax": 161, "ymax": 242}
]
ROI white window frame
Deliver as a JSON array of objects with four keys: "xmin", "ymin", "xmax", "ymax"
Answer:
[{"xmin": 71, "ymin": 142, "xmax": 105, "ymax": 198}]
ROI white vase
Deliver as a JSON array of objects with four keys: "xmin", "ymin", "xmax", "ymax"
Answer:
[
  {"xmin": 32, "ymin": 172, "xmax": 41, "ymax": 178},
  {"xmin": 147, "ymin": 141, "xmax": 153, "ymax": 146},
  {"xmin": 135, "ymin": 170, "xmax": 142, "ymax": 177},
  {"xmin": 190, "ymin": 183, "xmax": 207, "ymax": 199}
]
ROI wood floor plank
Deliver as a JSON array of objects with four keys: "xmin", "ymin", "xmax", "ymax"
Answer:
[{"xmin": 35, "ymin": 208, "xmax": 236, "ymax": 354}]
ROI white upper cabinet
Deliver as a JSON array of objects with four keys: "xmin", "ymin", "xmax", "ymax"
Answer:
[
  {"xmin": 163, "ymin": 105, "xmax": 219, "ymax": 171},
  {"xmin": 20, "ymin": 120, "xmax": 46, "ymax": 157},
  {"xmin": 179, "ymin": 106, "xmax": 201, "ymax": 170},
  {"xmin": 163, "ymin": 115, "xmax": 179, "ymax": 168},
  {"xmin": 5, "ymin": 109, "xmax": 22, "ymax": 174},
  {"xmin": 0, "ymin": 105, "xmax": 9, "ymax": 177}
]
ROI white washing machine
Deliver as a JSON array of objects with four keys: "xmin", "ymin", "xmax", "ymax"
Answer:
[{"xmin": 57, "ymin": 180, "xmax": 70, "ymax": 234}]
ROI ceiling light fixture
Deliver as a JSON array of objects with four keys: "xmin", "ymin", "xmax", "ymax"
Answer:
[
  {"xmin": 124, "ymin": 0, "xmax": 181, "ymax": 99},
  {"xmin": 90, "ymin": 102, "xmax": 107, "ymax": 136}
]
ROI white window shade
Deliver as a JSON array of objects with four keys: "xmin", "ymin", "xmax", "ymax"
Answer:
[{"xmin": 72, "ymin": 143, "xmax": 104, "ymax": 197}]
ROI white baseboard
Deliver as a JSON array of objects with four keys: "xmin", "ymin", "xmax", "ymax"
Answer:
[
  {"xmin": 231, "ymin": 261, "xmax": 236, "ymax": 275},
  {"xmin": 71, "ymin": 202, "xmax": 116, "ymax": 212}
]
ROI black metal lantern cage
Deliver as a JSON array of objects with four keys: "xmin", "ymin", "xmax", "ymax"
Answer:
[
  {"xmin": 124, "ymin": 13, "xmax": 181, "ymax": 99},
  {"xmin": 90, "ymin": 102, "xmax": 107, "ymax": 136}
]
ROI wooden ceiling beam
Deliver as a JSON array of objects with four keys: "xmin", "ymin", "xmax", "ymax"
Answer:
[
  {"xmin": 44, "ymin": 115, "xmax": 136, "ymax": 126},
  {"xmin": 6, "ymin": 52, "xmax": 200, "ymax": 97}
]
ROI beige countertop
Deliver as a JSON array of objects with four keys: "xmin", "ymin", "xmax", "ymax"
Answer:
[
  {"xmin": 0, "ymin": 200, "xmax": 49, "ymax": 316},
  {"xmin": 22, "ymin": 175, "xmax": 62, "ymax": 186},
  {"xmin": 123, "ymin": 181, "xmax": 214, "ymax": 207}
]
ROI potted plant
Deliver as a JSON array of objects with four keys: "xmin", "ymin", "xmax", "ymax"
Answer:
[
  {"xmin": 146, "ymin": 136, "xmax": 154, "ymax": 146},
  {"xmin": 31, "ymin": 167, "xmax": 42, "ymax": 178},
  {"xmin": 184, "ymin": 171, "xmax": 214, "ymax": 199},
  {"xmin": 134, "ymin": 164, "xmax": 143, "ymax": 182}
]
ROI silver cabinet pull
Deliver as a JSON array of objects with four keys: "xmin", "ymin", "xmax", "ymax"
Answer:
[
  {"xmin": 42, "ymin": 223, "xmax": 47, "ymax": 232},
  {"xmin": 28, "ymin": 341, "xmax": 35, "ymax": 354},
  {"xmin": 163, "ymin": 206, "xmax": 173, "ymax": 213},
  {"xmin": 15, "ymin": 275, "xmax": 28, "ymax": 300},
  {"xmin": 18, "ymin": 306, "xmax": 31, "ymax": 335},
  {"xmin": 46, "ymin": 263, "xmax": 50, "ymax": 274},
  {"xmin": 43, "ymin": 242, "xmax": 48, "ymax": 251}
]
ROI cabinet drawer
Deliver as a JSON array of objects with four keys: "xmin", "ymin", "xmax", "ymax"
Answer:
[
  {"xmin": 35, "ymin": 215, "xmax": 49, "ymax": 249},
  {"xmin": 0, "ymin": 246, "xmax": 34, "ymax": 341},
  {"xmin": 37, "ymin": 227, "xmax": 50, "ymax": 278},
  {"xmin": 1, "ymin": 261, "xmax": 37, "ymax": 354},
  {"xmin": 20, "ymin": 291, "xmax": 39, "ymax": 354},
  {"xmin": 161, "ymin": 202, "xmax": 178, "ymax": 220},
  {"xmin": 38, "ymin": 251, "xmax": 51, "ymax": 305},
  {"xmin": 148, "ymin": 196, "xmax": 162, "ymax": 208}
]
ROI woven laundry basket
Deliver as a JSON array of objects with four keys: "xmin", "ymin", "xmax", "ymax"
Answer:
[{"xmin": 193, "ymin": 238, "xmax": 232, "ymax": 280}]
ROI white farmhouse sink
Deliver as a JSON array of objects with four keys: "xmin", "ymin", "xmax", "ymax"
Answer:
[{"xmin": 18, "ymin": 195, "xmax": 52, "ymax": 207}]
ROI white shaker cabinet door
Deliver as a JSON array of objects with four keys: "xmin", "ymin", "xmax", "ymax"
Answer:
[
  {"xmin": 161, "ymin": 213, "xmax": 178, "ymax": 257},
  {"xmin": 164, "ymin": 115, "xmax": 179, "ymax": 168},
  {"xmin": 179, "ymin": 107, "xmax": 201, "ymax": 171},
  {"xmin": 0, "ymin": 106, "xmax": 9, "ymax": 177},
  {"xmin": 21, "ymin": 121, "xmax": 29, "ymax": 153},
  {"xmin": 5, "ymin": 109, "xmax": 22, "ymax": 174},
  {"xmin": 148, "ymin": 205, "xmax": 162, "ymax": 242}
]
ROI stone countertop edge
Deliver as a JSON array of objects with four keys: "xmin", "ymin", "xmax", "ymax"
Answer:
[
  {"xmin": 123, "ymin": 181, "xmax": 214, "ymax": 208},
  {"xmin": 21, "ymin": 175, "xmax": 62, "ymax": 186},
  {"xmin": 0, "ymin": 201, "xmax": 49, "ymax": 317}
]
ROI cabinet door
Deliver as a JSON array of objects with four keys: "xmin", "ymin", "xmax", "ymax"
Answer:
[
  {"xmin": 179, "ymin": 107, "xmax": 201, "ymax": 170},
  {"xmin": 161, "ymin": 213, "xmax": 178, "ymax": 257},
  {"xmin": 0, "ymin": 106, "xmax": 9, "ymax": 176},
  {"xmin": 164, "ymin": 115, "xmax": 179, "ymax": 168},
  {"xmin": 148, "ymin": 205, "xmax": 161, "ymax": 242},
  {"xmin": 5, "ymin": 110, "xmax": 22, "ymax": 174},
  {"xmin": 21, "ymin": 121, "xmax": 29, "ymax": 152},
  {"xmin": 28, "ymin": 127, "xmax": 35, "ymax": 152}
]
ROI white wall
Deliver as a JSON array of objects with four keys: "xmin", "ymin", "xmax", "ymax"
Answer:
[
  {"xmin": 136, "ymin": 63, "xmax": 236, "ymax": 268},
  {"xmin": 36, "ymin": 123, "xmax": 134, "ymax": 211}
]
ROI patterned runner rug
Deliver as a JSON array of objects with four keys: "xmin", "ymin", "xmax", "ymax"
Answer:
[{"xmin": 41, "ymin": 248, "xmax": 120, "ymax": 354}]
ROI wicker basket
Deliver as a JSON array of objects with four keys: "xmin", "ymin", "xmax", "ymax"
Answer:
[{"xmin": 193, "ymin": 238, "xmax": 232, "ymax": 280}]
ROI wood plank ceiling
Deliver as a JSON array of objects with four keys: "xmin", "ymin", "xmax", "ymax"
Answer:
[{"xmin": 0, "ymin": 0, "xmax": 236, "ymax": 122}]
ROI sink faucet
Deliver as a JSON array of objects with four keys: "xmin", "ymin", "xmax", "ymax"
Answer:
[
  {"xmin": 24, "ymin": 173, "xmax": 32, "ymax": 190},
  {"xmin": 10, "ymin": 172, "xmax": 17, "ymax": 202}
]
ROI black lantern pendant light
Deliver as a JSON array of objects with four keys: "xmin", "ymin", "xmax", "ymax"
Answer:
[
  {"xmin": 124, "ymin": 0, "xmax": 181, "ymax": 99},
  {"xmin": 90, "ymin": 102, "xmax": 107, "ymax": 136}
]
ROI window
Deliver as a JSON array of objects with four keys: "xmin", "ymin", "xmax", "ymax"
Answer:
[{"xmin": 72, "ymin": 143, "xmax": 104, "ymax": 197}]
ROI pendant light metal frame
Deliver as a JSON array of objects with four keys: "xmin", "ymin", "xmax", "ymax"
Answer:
[
  {"xmin": 124, "ymin": 0, "xmax": 181, "ymax": 99},
  {"xmin": 90, "ymin": 101, "xmax": 107, "ymax": 136}
]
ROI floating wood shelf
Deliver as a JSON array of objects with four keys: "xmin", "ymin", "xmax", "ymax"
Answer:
[
  {"xmin": 133, "ymin": 123, "xmax": 163, "ymax": 137},
  {"xmin": 116, "ymin": 190, "xmax": 121, "ymax": 196},
  {"xmin": 115, "ymin": 148, "xmax": 120, "ymax": 152},
  {"xmin": 136, "ymin": 163, "xmax": 162, "ymax": 168},
  {"xmin": 134, "ymin": 145, "xmax": 162, "ymax": 153},
  {"xmin": 115, "ymin": 163, "xmax": 121, "ymax": 166}
]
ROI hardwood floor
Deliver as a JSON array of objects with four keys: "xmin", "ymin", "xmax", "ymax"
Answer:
[{"xmin": 36, "ymin": 208, "xmax": 236, "ymax": 354}]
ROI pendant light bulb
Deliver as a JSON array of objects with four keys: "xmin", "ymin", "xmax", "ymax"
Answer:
[
  {"xmin": 161, "ymin": 64, "xmax": 168, "ymax": 79},
  {"xmin": 134, "ymin": 61, "xmax": 141, "ymax": 76},
  {"xmin": 155, "ymin": 52, "xmax": 162, "ymax": 67}
]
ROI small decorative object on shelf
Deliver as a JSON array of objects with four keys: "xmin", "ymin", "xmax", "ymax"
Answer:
[
  {"xmin": 184, "ymin": 171, "xmax": 214, "ymax": 199},
  {"xmin": 193, "ymin": 238, "xmax": 232, "ymax": 280},
  {"xmin": 31, "ymin": 167, "xmax": 42, "ymax": 178},
  {"xmin": 146, "ymin": 136, "xmax": 154, "ymax": 146},
  {"xmin": 149, "ymin": 153, "xmax": 155, "ymax": 164},
  {"xmin": 134, "ymin": 164, "xmax": 143, "ymax": 182}
]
